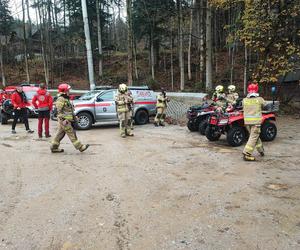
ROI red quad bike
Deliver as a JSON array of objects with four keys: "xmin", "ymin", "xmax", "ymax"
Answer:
[
  {"xmin": 187, "ymin": 102, "xmax": 217, "ymax": 134},
  {"xmin": 205, "ymin": 103, "xmax": 277, "ymax": 147}
]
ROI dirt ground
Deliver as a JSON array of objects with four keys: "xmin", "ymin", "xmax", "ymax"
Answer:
[{"xmin": 0, "ymin": 116, "xmax": 300, "ymax": 250}]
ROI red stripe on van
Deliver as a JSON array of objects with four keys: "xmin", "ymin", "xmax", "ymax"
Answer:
[
  {"xmin": 134, "ymin": 101, "xmax": 156, "ymax": 105},
  {"xmin": 75, "ymin": 103, "xmax": 112, "ymax": 108}
]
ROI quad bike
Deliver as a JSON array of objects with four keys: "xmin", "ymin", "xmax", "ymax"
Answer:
[
  {"xmin": 187, "ymin": 98, "xmax": 243, "ymax": 135},
  {"xmin": 187, "ymin": 102, "xmax": 216, "ymax": 134},
  {"xmin": 205, "ymin": 103, "xmax": 277, "ymax": 147},
  {"xmin": 0, "ymin": 99, "xmax": 14, "ymax": 124}
]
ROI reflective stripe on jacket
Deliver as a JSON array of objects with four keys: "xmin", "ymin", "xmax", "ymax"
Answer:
[{"xmin": 242, "ymin": 97, "xmax": 265, "ymax": 125}]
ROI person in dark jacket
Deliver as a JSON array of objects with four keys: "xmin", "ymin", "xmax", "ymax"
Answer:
[
  {"xmin": 11, "ymin": 86, "xmax": 34, "ymax": 134},
  {"xmin": 32, "ymin": 83, "xmax": 53, "ymax": 138}
]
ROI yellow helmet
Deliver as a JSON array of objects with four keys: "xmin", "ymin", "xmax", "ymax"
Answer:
[
  {"xmin": 228, "ymin": 85, "xmax": 236, "ymax": 92},
  {"xmin": 215, "ymin": 85, "xmax": 224, "ymax": 93},
  {"xmin": 118, "ymin": 83, "xmax": 128, "ymax": 93}
]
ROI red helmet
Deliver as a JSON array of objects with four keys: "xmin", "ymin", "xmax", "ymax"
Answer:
[
  {"xmin": 58, "ymin": 83, "xmax": 71, "ymax": 93},
  {"xmin": 247, "ymin": 83, "xmax": 259, "ymax": 94}
]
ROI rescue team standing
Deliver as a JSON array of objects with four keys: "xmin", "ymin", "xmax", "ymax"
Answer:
[{"xmin": 5, "ymin": 81, "xmax": 268, "ymax": 161}]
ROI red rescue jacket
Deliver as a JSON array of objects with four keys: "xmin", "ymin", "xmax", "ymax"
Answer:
[
  {"xmin": 32, "ymin": 89, "xmax": 53, "ymax": 111},
  {"xmin": 0, "ymin": 92, "xmax": 7, "ymax": 104},
  {"xmin": 11, "ymin": 91, "xmax": 29, "ymax": 109}
]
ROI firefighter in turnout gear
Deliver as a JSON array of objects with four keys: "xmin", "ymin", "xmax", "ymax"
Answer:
[
  {"xmin": 226, "ymin": 85, "xmax": 239, "ymax": 105},
  {"xmin": 154, "ymin": 88, "xmax": 170, "ymax": 127},
  {"xmin": 115, "ymin": 84, "xmax": 134, "ymax": 138},
  {"xmin": 50, "ymin": 83, "xmax": 89, "ymax": 153},
  {"xmin": 242, "ymin": 83, "xmax": 266, "ymax": 161},
  {"xmin": 212, "ymin": 85, "xmax": 227, "ymax": 111}
]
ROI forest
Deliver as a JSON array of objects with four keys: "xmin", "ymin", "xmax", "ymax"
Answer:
[{"xmin": 0, "ymin": 0, "xmax": 299, "ymax": 93}]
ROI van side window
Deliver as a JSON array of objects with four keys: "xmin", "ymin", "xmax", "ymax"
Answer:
[{"xmin": 97, "ymin": 91, "xmax": 114, "ymax": 102}]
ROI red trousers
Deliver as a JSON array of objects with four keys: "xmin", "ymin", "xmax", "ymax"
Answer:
[{"xmin": 38, "ymin": 118, "xmax": 50, "ymax": 137}]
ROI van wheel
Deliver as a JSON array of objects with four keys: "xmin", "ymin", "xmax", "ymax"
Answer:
[
  {"xmin": 75, "ymin": 112, "xmax": 93, "ymax": 130},
  {"xmin": 135, "ymin": 110, "xmax": 149, "ymax": 125}
]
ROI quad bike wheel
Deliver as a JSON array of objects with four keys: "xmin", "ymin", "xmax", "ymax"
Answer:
[
  {"xmin": 205, "ymin": 125, "xmax": 221, "ymax": 141},
  {"xmin": 198, "ymin": 118, "xmax": 208, "ymax": 135},
  {"xmin": 260, "ymin": 121, "xmax": 277, "ymax": 141},
  {"xmin": 227, "ymin": 126, "xmax": 246, "ymax": 147},
  {"xmin": 0, "ymin": 112, "xmax": 8, "ymax": 125},
  {"xmin": 187, "ymin": 120, "xmax": 198, "ymax": 132}
]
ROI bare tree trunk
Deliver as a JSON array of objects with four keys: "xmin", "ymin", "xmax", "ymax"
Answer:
[
  {"xmin": 243, "ymin": 46, "xmax": 248, "ymax": 95},
  {"xmin": 188, "ymin": 0, "xmax": 194, "ymax": 81},
  {"xmin": 22, "ymin": 0, "xmax": 30, "ymax": 83},
  {"xmin": 214, "ymin": 8, "xmax": 218, "ymax": 74},
  {"xmin": 47, "ymin": 0, "xmax": 54, "ymax": 87},
  {"xmin": 150, "ymin": 32, "xmax": 155, "ymax": 80},
  {"xmin": 150, "ymin": 33, "xmax": 155, "ymax": 80},
  {"xmin": 205, "ymin": 1, "xmax": 212, "ymax": 91},
  {"xmin": 53, "ymin": 0, "xmax": 58, "ymax": 27},
  {"xmin": 163, "ymin": 52, "xmax": 166, "ymax": 73},
  {"xmin": 25, "ymin": 0, "xmax": 32, "ymax": 35},
  {"xmin": 133, "ymin": 36, "xmax": 139, "ymax": 80},
  {"xmin": 0, "ymin": 45, "xmax": 6, "ymax": 87},
  {"xmin": 230, "ymin": 41, "xmax": 236, "ymax": 85},
  {"xmin": 96, "ymin": 0, "xmax": 103, "ymax": 77},
  {"xmin": 36, "ymin": 1, "xmax": 49, "ymax": 85},
  {"xmin": 126, "ymin": 0, "xmax": 133, "ymax": 85},
  {"xmin": 81, "ymin": 0, "xmax": 95, "ymax": 90},
  {"xmin": 25, "ymin": 0, "xmax": 32, "ymax": 57},
  {"xmin": 170, "ymin": 30, "xmax": 174, "ymax": 90},
  {"xmin": 198, "ymin": 0, "xmax": 204, "ymax": 84},
  {"xmin": 177, "ymin": 0, "xmax": 185, "ymax": 91}
]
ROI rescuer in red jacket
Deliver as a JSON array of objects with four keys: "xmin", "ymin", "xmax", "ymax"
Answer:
[
  {"xmin": 32, "ymin": 83, "xmax": 53, "ymax": 138},
  {"xmin": 11, "ymin": 86, "xmax": 34, "ymax": 134},
  {"xmin": 0, "ymin": 89, "xmax": 6, "ymax": 105}
]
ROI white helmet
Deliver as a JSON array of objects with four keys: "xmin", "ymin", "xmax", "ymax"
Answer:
[
  {"xmin": 228, "ymin": 85, "xmax": 236, "ymax": 92},
  {"xmin": 118, "ymin": 83, "xmax": 128, "ymax": 93},
  {"xmin": 215, "ymin": 85, "xmax": 224, "ymax": 93}
]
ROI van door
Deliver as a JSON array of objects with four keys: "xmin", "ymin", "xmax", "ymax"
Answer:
[{"xmin": 95, "ymin": 91, "xmax": 117, "ymax": 121}]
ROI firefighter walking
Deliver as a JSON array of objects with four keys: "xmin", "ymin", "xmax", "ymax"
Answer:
[
  {"xmin": 50, "ymin": 83, "xmax": 89, "ymax": 153},
  {"xmin": 154, "ymin": 88, "xmax": 170, "ymax": 127},
  {"xmin": 115, "ymin": 84, "xmax": 134, "ymax": 138},
  {"xmin": 242, "ymin": 83, "xmax": 266, "ymax": 161}
]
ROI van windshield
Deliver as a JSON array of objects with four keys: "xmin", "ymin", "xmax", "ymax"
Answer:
[
  {"xmin": 25, "ymin": 91, "xmax": 37, "ymax": 100},
  {"xmin": 79, "ymin": 91, "xmax": 101, "ymax": 101}
]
